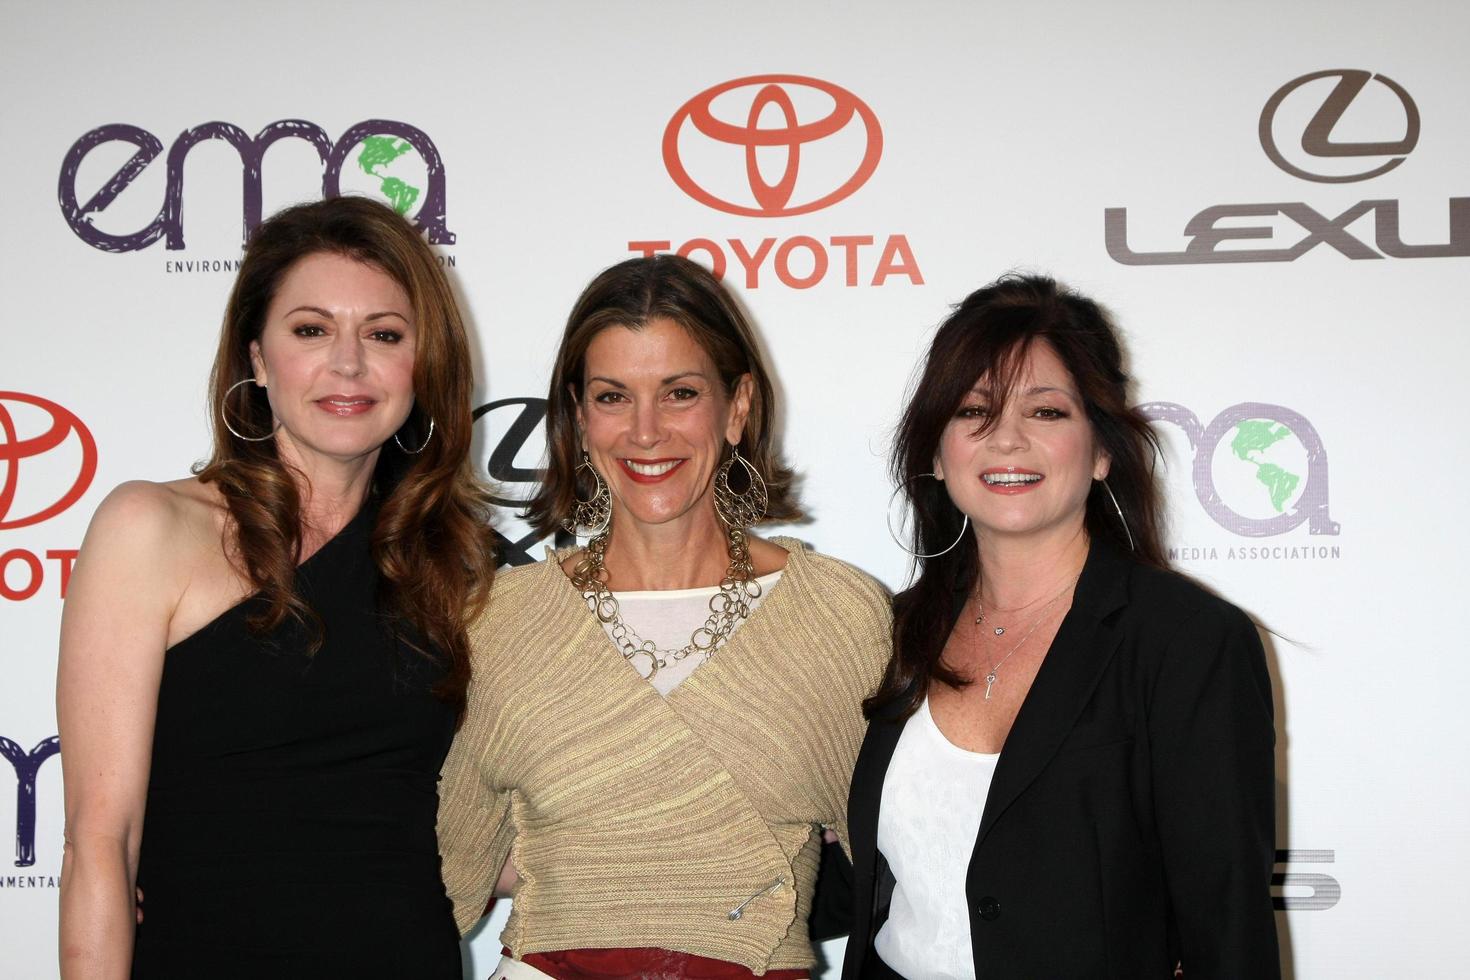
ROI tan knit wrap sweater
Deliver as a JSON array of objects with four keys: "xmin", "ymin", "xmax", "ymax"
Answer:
[{"xmin": 437, "ymin": 538, "xmax": 890, "ymax": 973}]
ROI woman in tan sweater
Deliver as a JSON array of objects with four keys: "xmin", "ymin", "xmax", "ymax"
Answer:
[{"xmin": 438, "ymin": 255, "xmax": 890, "ymax": 979}]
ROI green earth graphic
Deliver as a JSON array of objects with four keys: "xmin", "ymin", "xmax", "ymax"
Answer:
[
  {"xmin": 356, "ymin": 136, "xmax": 420, "ymax": 215},
  {"xmin": 1229, "ymin": 420, "xmax": 1301, "ymax": 513}
]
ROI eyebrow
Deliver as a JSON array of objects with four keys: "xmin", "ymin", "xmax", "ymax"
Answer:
[
  {"xmin": 587, "ymin": 371, "xmax": 710, "ymax": 388},
  {"xmin": 966, "ymin": 384, "xmax": 1079, "ymax": 399},
  {"xmin": 284, "ymin": 305, "xmax": 409, "ymax": 323}
]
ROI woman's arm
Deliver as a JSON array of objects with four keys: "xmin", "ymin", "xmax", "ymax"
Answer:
[
  {"xmin": 437, "ymin": 700, "xmax": 516, "ymax": 934},
  {"xmin": 492, "ymin": 853, "xmax": 520, "ymax": 899},
  {"xmin": 57, "ymin": 484, "xmax": 183, "ymax": 979},
  {"xmin": 1148, "ymin": 601, "xmax": 1280, "ymax": 978}
]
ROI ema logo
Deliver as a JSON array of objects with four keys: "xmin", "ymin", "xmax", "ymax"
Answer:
[
  {"xmin": 1143, "ymin": 402, "xmax": 1337, "ymax": 539},
  {"xmin": 1, "ymin": 735, "xmax": 60, "ymax": 868},
  {"xmin": 663, "ymin": 74, "xmax": 882, "ymax": 217},
  {"xmin": 1143, "ymin": 401, "xmax": 1343, "ymax": 563},
  {"xmin": 1107, "ymin": 69, "xmax": 1466, "ymax": 264},
  {"xmin": 633, "ymin": 74, "xmax": 922, "ymax": 289},
  {"xmin": 0, "ymin": 392, "xmax": 96, "ymax": 601},
  {"xmin": 58, "ymin": 119, "xmax": 454, "ymax": 253},
  {"xmin": 1259, "ymin": 69, "xmax": 1419, "ymax": 184}
]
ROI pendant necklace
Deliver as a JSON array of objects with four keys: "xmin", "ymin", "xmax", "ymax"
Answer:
[
  {"xmin": 975, "ymin": 580, "xmax": 1076, "ymax": 701},
  {"xmin": 976, "ymin": 580, "xmax": 1071, "ymax": 635}
]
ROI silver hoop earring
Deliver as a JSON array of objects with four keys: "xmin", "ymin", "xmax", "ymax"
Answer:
[
  {"xmin": 564, "ymin": 451, "xmax": 612, "ymax": 537},
  {"xmin": 886, "ymin": 473, "xmax": 970, "ymax": 559},
  {"xmin": 394, "ymin": 416, "xmax": 435, "ymax": 454},
  {"xmin": 712, "ymin": 445, "xmax": 768, "ymax": 529},
  {"xmin": 221, "ymin": 378, "xmax": 275, "ymax": 443},
  {"xmin": 1100, "ymin": 479, "xmax": 1136, "ymax": 552}
]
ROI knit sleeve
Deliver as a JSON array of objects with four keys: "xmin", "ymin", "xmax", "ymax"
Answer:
[
  {"xmin": 437, "ymin": 700, "xmax": 516, "ymax": 936},
  {"xmin": 798, "ymin": 549, "xmax": 893, "ymax": 862}
]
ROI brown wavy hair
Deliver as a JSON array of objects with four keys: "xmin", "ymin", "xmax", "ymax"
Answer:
[
  {"xmin": 525, "ymin": 254, "xmax": 801, "ymax": 535},
  {"xmin": 867, "ymin": 273, "xmax": 1167, "ymax": 720},
  {"xmin": 194, "ymin": 196, "xmax": 495, "ymax": 719}
]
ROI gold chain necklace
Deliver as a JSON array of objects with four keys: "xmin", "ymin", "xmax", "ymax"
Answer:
[{"xmin": 571, "ymin": 527, "xmax": 760, "ymax": 679}]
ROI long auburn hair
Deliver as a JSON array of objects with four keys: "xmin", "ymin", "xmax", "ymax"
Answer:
[
  {"xmin": 194, "ymin": 196, "xmax": 495, "ymax": 719},
  {"xmin": 866, "ymin": 273, "xmax": 1167, "ymax": 720},
  {"xmin": 524, "ymin": 254, "xmax": 800, "ymax": 536}
]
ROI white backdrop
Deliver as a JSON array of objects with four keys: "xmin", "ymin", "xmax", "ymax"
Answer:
[{"xmin": 4, "ymin": 1, "xmax": 1468, "ymax": 976}]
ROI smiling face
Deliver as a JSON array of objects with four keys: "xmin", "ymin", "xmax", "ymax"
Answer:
[
  {"xmin": 935, "ymin": 340, "xmax": 1109, "ymax": 545},
  {"xmin": 576, "ymin": 318, "xmax": 752, "ymax": 535},
  {"xmin": 248, "ymin": 251, "xmax": 417, "ymax": 471}
]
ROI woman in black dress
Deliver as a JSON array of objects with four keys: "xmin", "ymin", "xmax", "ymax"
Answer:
[{"xmin": 57, "ymin": 196, "xmax": 495, "ymax": 978}]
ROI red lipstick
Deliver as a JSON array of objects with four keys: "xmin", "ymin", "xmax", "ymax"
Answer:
[{"xmin": 619, "ymin": 457, "xmax": 686, "ymax": 484}]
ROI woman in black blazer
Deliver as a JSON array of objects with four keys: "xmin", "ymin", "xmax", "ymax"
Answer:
[{"xmin": 842, "ymin": 275, "xmax": 1279, "ymax": 979}]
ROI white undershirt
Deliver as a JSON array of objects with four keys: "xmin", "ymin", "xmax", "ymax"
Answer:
[
  {"xmin": 874, "ymin": 696, "xmax": 1000, "ymax": 980},
  {"xmin": 598, "ymin": 571, "xmax": 782, "ymax": 695}
]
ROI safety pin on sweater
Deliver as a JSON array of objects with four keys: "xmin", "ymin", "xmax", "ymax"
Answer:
[{"xmin": 728, "ymin": 876, "xmax": 787, "ymax": 920}]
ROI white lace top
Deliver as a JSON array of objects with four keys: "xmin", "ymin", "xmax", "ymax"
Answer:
[{"xmin": 874, "ymin": 696, "xmax": 1000, "ymax": 980}]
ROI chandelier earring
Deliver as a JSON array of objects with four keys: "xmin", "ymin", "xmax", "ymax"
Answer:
[
  {"xmin": 886, "ymin": 473, "xmax": 970, "ymax": 559},
  {"xmin": 713, "ymin": 444, "xmax": 768, "ymax": 529},
  {"xmin": 394, "ymin": 415, "xmax": 436, "ymax": 454},
  {"xmin": 564, "ymin": 450, "xmax": 612, "ymax": 537},
  {"xmin": 1100, "ymin": 479, "xmax": 1135, "ymax": 552},
  {"xmin": 221, "ymin": 378, "xmax": 276, "ymax": 443}
]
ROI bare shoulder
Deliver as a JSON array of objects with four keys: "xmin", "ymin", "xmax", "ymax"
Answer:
[
  {"xmin": 85, "ymin": 478, "xmax": 219, "ymax": 551},
  {"xmin": 76, "ymin": 478, "xmax": 227, "ymax": 593}
]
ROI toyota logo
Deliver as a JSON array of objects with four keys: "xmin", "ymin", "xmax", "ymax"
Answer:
[
  {"xmin": 663, "ymin": 74, "xmax": 882, "ymax": 217},
  {"xmin": 0, "ymin": 392, "xmax": 98, "ymax": 530},
  {"xmin": 1259, "ymin": 69, "xmax": 1419, "ymax": 183}
]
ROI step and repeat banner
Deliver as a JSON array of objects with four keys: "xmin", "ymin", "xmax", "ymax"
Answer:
[{"xmin": 4, "ymin": 1, "xmax": 1466, "ymax": 976}]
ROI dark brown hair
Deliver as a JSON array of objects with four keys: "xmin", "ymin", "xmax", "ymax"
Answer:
[
  {"xmin": 867, "ymin": 273, "xmax": 1166, "ymax": 719},
  {"xmin": 195, "ymin": 195, "xmax": 495, "ymax": 718},
  {"xmin": 525, "ymin": 254, "xmax": 800, "ymax": 535}
]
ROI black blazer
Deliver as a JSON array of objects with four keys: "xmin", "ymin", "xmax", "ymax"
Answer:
[{"xmin": 841, "ymin": 542, "xmax": 1280, "ymax": 979}]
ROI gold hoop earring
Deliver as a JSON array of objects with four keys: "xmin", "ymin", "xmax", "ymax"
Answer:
[
  {"xmin": 221, "ymin": 378, "xmax": 275, "ymax": 443},
  {"xmin": 565, "ymin": 451, "xmax": 612, "ymax": 537},
  {"xmin": 713, "ymin": 445, "xmax": 768, "ymax": 529}
]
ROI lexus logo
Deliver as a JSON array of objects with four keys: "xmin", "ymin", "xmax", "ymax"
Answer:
[
  {"xmin": 663, "ymin": 74, "xmax": 882, "ymax": 216},
  {"xmin": 1259, "ymin": 69, "xmax": 1419, "ymax": 183},
  {"xmin": 473, "ymin": 397, "xmax": 573, "ymax": 566},
  {"xmin": 0, "ymin": 392, "xmax": 98, "ymax": 530}
]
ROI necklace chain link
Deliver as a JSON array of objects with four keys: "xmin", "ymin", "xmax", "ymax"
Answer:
[{"xmin": 571, "ymin": 528, "xmax": 761, "ymax": 679}]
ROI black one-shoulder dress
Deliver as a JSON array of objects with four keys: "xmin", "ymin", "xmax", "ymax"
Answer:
[{"xmin": 132, "ymin": 503, "xmax": 461, "ymax": 978}]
